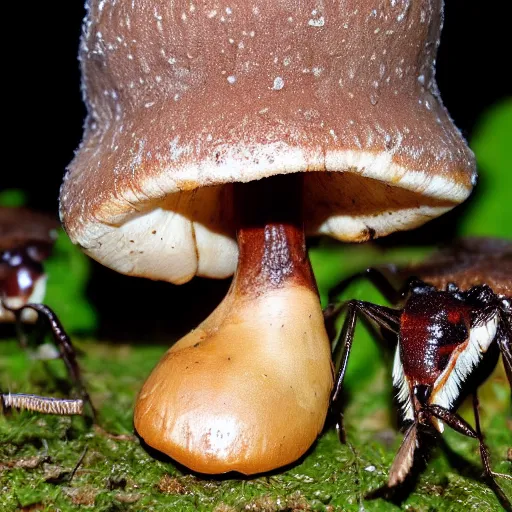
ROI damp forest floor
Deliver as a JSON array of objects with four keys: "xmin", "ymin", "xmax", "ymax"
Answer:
[
  {"xmin": 1, "ymin": 89, "xmax": 512, "ymax": 512},
  {"xmin": 0, "ymin": 332, "xmax": 510, "ymax": 512}
]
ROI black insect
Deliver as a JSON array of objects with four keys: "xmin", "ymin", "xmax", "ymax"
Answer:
[
  {"xmin": 1, "ymin": 301, "xmax": 95, "ymax": 421},
  {"xmin": 326, "ymin": 238, "xmax": 512, "ymax": 510}
]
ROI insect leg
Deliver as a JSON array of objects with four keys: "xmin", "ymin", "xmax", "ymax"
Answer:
[
  {"xmin": 6, "ymin": 303, "xmax": 96, "ymax": 421},
  {"xmin": 472, "ymin": 393, "xmax": 512, "ymax": 512},
  {"xmin": 331, "ymin": 300, "xmax": 401, "ymax": 442},
  {"xmin": 498, "ymin": 311, "xmax": 512, "ymax": 388},
  {"xmin": 427, "ymin": 402, "xmax": 512, "ymax": 511}
]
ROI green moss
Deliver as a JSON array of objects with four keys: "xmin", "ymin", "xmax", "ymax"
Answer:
[
  {"xmin": 1, "ymin": 338, "xmax": 510, "ymax": 511},
  {"xmin": 1, "ymin": 103, "xmax": 511, "ymax": 511}
]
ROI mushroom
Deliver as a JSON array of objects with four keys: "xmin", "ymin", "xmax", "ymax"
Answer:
[
  {"xmin": 0, "ymin": 207, "xmax": 58, "ymax": 322},
  {"xmin": 60, "ymin": 1, "xmax": 476, "ymax": 474}
]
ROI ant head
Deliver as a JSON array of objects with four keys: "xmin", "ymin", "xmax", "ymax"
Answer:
[{"xmin": 0, "ymin": 246, "xmax": 45, "ymax": 298}]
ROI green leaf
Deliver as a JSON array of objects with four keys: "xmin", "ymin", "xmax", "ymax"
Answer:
[
  {"xmin": 0, "ymin": 189, "xmax": 27, "ymax": 207},
  {"xmin": 44, "ymin": 229, "xmax": 97, "ymax": 334},
  {"xmin": 460, "ymin": 99, "xmax": 512, "ymax": 237}
]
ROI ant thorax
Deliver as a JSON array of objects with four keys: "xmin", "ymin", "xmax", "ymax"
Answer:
[{"xmin": 392, "ymin": 288, "xmax": 499, "ymax": 430}]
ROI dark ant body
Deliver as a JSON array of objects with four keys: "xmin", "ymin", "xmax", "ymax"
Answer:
[{"xmin": 327, "ymin": 238, "xmax": 511, "ymax": 510}]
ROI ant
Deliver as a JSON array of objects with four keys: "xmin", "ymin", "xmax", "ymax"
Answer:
[{"xmin": 326, "ymin": 238, "xmax": 511, "ymax": 511}]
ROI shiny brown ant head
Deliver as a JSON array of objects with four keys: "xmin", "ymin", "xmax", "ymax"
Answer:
[
  {"xmin": 0, "ymin": 244, "xmax": 51, "ymax": 322},
  {"xmin": 0, "ymin": 207, "xmax": 58, "ymax": 322},
  {"xmin": 393, "ymin": 283, "xmax": 502, "ymax": 433},
  {"xmin": 1, "ymin": 244, "xmax": 47, "ymax": 297}
]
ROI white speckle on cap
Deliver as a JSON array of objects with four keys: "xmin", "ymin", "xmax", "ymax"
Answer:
[
  {"xmin": 308, "ymin": 16, "xmax": 325, "ymax": 27},
  {"xmin": 227, "ymin": 75, "xmax": 237, "ymax": 84},
  {"xmin": 207, "ymin": 10, "xmax": 217, "ymax": 18},
  {"xmin": 273, "ymin": 77, "xmax": 285, "ymax": 90}
]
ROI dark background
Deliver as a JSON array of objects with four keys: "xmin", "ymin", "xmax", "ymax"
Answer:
[{"xmin": 3, "ymin": 1, "xmax": 509, "ymax": 340}]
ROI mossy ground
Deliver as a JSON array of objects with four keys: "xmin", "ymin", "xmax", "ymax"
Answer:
[
  {"xmin": 1, "ymin": 101, "xmax": 511, "ymax": 511},
  {"xmin": 1, "ymin": 331, "xmax": 510, "ymax": 511}
]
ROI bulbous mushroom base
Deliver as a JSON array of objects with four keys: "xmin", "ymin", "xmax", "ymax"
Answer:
[{"xmin": 134, "ymin": 281, "xmax": 333, "ymax": 475}]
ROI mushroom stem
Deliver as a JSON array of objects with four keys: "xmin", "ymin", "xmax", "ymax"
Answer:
[
  {"xmin": 234, "ymin": 174, "xmax": 316, "ymax": 297},
  {"xmin": 134, "ymin": 174, "xmax": 333, "ymax": 475}
]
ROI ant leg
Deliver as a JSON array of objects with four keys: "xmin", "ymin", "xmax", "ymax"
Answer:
[
  {"xmin": 1, "ymin": 392, "xmax": 83, "ymax": 416},
  {"xmin": 331, "ymin": 300, "xmax": 401, "ymax": 442},
  {"xmin": 427, "ymin": 403, "xmax": 512, "ymax": 512},
  {"xmin": 330, "ymin": 301, "xmax": 357, "ymax": 442},
  {"xmin": 388, "ymin": 421, "xmax": 418, "ymax": 487},
  {"xmin": 497, "ymin": 312, "xmax": 512, "ymax": 387},
  {"xmin": 7, "ymin": 303, "xmax": 96, "ymax": 422},
  {"xmin": 473, "ymin": 393, "xmax": 511, "ymax": 481}
]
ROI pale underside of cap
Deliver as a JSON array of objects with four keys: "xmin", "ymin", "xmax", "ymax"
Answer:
[{"xmin": 61, "ymin": 0, "xmax": 476, "ymax": 284}]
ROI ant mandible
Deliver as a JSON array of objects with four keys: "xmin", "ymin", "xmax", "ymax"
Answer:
[{"xmin": 326, "ymin": 238, "xmax": 511, "ymax": 511}]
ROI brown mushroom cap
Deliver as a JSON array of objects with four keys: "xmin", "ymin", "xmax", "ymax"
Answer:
[{"xmin": 61, "ymin": 0, "xmax": 476, "ymax": 284}]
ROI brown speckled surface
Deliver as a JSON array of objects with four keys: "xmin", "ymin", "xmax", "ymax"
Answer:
[{"xmin": 61, "ymin": 0, "xmax": 476, "ymax": 282}]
